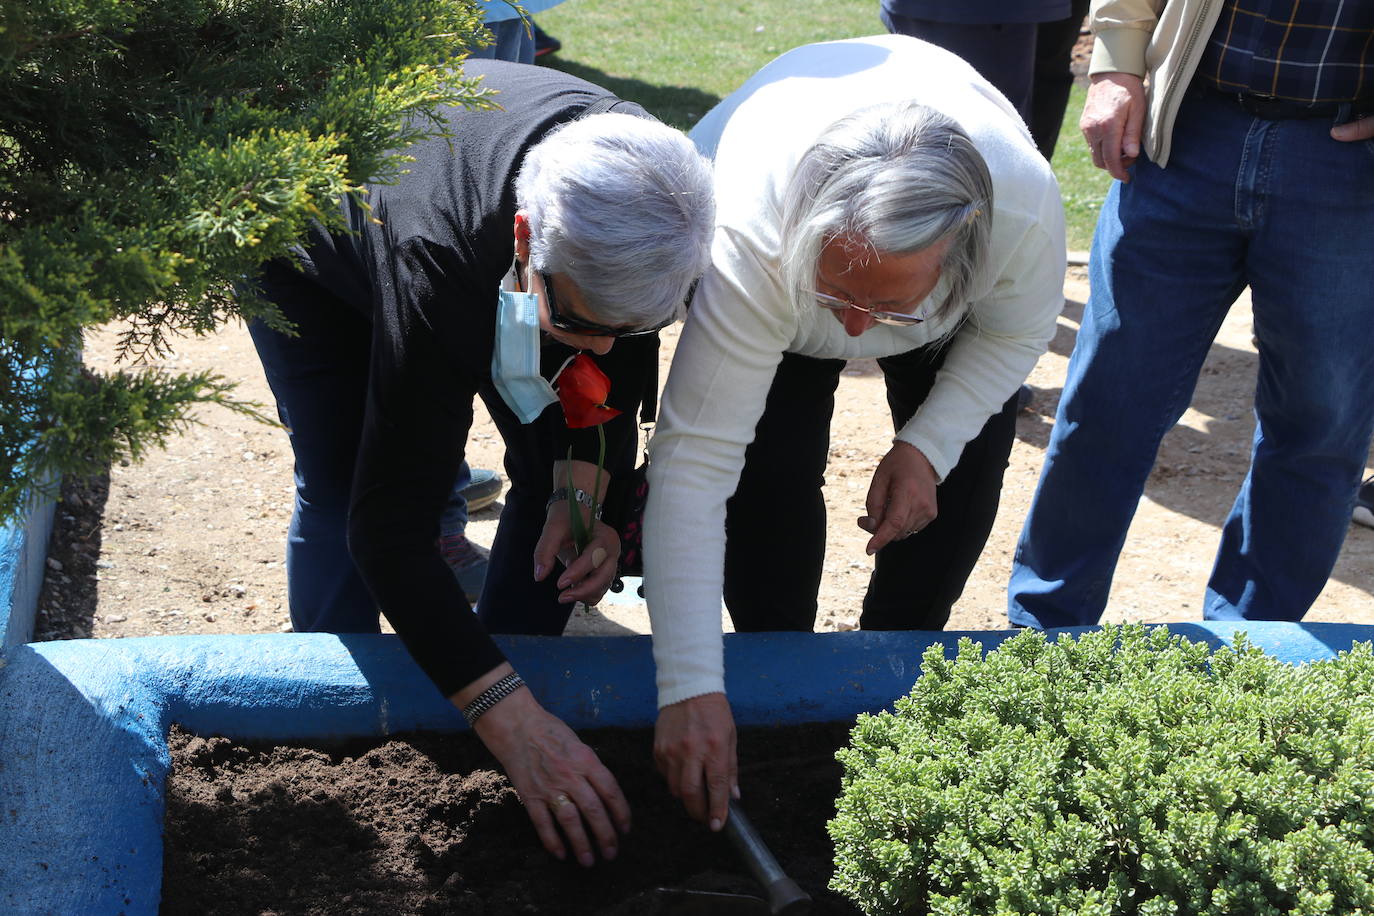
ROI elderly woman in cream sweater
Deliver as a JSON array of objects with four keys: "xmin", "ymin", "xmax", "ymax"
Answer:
[{"xmin": 643, "ymin": 34, "xmax": 1066, "ymax": 830}]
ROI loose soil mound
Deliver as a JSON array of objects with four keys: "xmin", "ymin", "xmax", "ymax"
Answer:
[{"xmin": 162, "ymin": 722, "xmax": 862, "ymax": 916}]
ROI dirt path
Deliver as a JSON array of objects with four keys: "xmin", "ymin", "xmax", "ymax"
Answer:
[{"xmin": 35, "ymin": 268, "xmax": 1374, "ymax": 642}]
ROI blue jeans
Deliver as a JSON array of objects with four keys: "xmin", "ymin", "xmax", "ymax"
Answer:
[
  {"xmin": 1009, "ymin": 88, "xmax": 1374, "ymax": 628},
  {"xmin": 440, "ymin": 462, "xmax": 473, "ymax": 540},
  {"xmin": 467, "ymin": 18, "xmax": 535, "ymax": 65}
]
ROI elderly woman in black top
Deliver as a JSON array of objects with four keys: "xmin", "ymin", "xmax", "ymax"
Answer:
[{"xmin": 248, "ymin": 60, "xmax": 714, "ymax": 865}]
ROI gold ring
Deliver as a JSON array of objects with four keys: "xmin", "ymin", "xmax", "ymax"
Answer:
[{"xmin": 551, "ymin": 793, "xmax": 573, "ymax": 809}]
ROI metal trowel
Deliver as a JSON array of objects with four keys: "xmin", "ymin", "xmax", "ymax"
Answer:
[{"xmin": 652, "ymin": 799, "xmax": 813, "ymax": 915}]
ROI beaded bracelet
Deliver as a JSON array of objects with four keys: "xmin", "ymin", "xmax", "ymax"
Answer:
[{"xmin": 461, "ymin": 671, "xmax": 526, "ymax": 726}]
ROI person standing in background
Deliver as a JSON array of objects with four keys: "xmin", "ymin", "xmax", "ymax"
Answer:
[
  {"xmin": 1008, "ymin": 0, "xmax": 1374, "ymax": 629},
  {"xmin": 470, "ymin": 0, "xmax": 566, "ymax": 65},
  {"xmin": 878, "ymin": 0, "xmax": 1072, "ymax": 149},
  {"xmin": 1028, "ymin": 0, "xmax": 1092, "ymax": 159}
]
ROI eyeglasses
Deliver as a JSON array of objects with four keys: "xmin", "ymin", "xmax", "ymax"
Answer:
[
  {"xmin": 541, "ymin": 271, "xmax": 670, "ymax": 338},
  {"xmin": 815, "ymin": 291, "xmax": 925, "ymax": 326}
]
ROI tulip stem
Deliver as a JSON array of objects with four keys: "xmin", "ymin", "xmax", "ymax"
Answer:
[{"xmin": 564, "ymin": 424, "xmax": 604, "ymax": 556}]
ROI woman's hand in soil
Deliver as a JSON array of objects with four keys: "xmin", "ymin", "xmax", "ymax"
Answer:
[
  {"xmin": 470, "ymin": 684, "xmax": 631, "ymax": 867},
  {"xmin": 858, "ymin": 442, "xmax": 937, "ymax": 555},
  {"xmin": 533, "ymin": 508, "xmax": 621, "ymax": 606},
  {"xmin": 654, "ymin": 692, "xmax": 738, "ymax": 831}
]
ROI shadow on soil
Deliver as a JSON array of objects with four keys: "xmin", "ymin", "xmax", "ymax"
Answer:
[{"xmin": 34, "ymin": 468, "xmax": 110, "ymax": 640}]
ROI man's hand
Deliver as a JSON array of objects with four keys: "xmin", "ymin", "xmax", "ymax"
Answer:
[
  {"xmin": 654, "ymin": 692, "xmax": 738, "ymax": 831},
  {"xmin": 459, "ymin": 669, "xmax": 631, "ymax": 867},
  {"xmin": 858, "ymin": 441, "xmax": 938, "ymax": 555},
  {"xmin": 1081, "ymin": 72, "xmax": 1147, "ymax": 180},
  {"xmin": 1332, "ymin": 114, "xmax": 1374, "ymax": 142}
]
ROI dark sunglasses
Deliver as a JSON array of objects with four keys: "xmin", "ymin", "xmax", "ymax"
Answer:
[{"xmin": 541, "ymin": 271, "xmax": 672, "ymax": 338}]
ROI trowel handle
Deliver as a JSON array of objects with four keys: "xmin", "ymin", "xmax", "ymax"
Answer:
[{"xmin": 723, "ymin": 799, "xmax": 813, "ymax": 916}]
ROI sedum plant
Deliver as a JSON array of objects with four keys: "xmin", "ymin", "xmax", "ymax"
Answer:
[
  {"xmin": 830, "ymin": 624, "xmax": 1374, "ymax": 915},
  {"xmin": 0, "ymin": 0, "xmax": 493, "ymax": 521}
]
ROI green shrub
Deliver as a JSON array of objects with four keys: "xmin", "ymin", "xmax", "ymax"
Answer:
[
  {"xmin": 829, "ymin": 625, "xmax": 1374, "ymax": 915},
  {"xmin": 0, "ymin": 0, "xmax": 491, "ymax": 521}
]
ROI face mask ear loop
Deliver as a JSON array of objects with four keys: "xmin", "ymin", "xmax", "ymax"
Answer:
[{"xmin": 550, "ymin": 353, "xmax": 578, "ymax": 385}]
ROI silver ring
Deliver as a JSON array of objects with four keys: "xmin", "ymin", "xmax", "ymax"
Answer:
[{"xmin": 551, "ymin": 793, "xmax": 573, "ymax": 809}]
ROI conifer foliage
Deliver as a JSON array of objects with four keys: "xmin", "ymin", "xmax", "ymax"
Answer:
[
  {"xmin": 831, "ymin": 625, "xmax": 1374, "ymax": 915},
  {"xmin": 0, "ymin": 0, "xmax": 492, "ymax": 521}
]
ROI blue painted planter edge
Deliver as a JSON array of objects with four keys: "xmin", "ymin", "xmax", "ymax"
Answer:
[
  {"xmin": 0, "ymin": 487, "xmax": 56, "ymax": 651},
  {"xmin": 3, "ymin": 621, "xmax": 1373, "ymax": 914}
]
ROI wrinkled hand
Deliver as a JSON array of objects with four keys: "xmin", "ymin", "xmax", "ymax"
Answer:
[
  {"xmin": 1081, "ymin": 72, "xmax": 1146, "ymax": 180},
  {"xmin": 654, "ymin": 693, "xmax": 738, "ymax": 831},
  {"xmin": 858, "ymin": 441, "xmax": 938, "ymax": 555},
  {"xmin": 474, "ymin": 688, "xmax": 631, "ymax": 866},
  {"xmin": 533, "ymin": 505, "xmax": 620, "ymax": 606},
  {"xmin": 1332, "ymin": 114, "xmax": 1374, "ymax": 142}
]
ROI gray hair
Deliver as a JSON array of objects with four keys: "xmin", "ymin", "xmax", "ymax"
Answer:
[
  {"xmin": 515, "ymin": 112, "xmax": 715, "ymax": 327},
  {"xmin": 781, "ymin": 101, "xmax": 993, "ymax": 325}
]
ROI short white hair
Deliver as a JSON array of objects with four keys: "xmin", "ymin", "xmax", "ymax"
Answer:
[
  {"xmin": 781, "ymin": 101, "xmax": 993, "ymax": 325},
  {"xmin": 515, "ymin": 112, "xmax": 715, "ymax": 327}
]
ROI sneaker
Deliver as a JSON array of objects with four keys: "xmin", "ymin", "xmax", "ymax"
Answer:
[
  {"xmin": 533, "ymin": 24, "xmax": 561, "ymax": 58},
  {"xmin": 460, "ymin": 468, "xmax": 504, "ymax": 513},
  {"xmin": 438, "ymin": 534, "xmax": 490, "ymax": 603},
  {"xmin": 1355, "ymin": 475, "xmax": 1374, "ymax": 529}
]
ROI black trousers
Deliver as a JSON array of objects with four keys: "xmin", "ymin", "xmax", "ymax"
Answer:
[{"xmin": 723, "ymin": 347, "xmax": 1018, "ymax": 632}]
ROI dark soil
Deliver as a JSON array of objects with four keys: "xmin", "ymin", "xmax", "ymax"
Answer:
[{"xmin": 161, "ymin": 722, "xmax": 864, "ymax": 916}]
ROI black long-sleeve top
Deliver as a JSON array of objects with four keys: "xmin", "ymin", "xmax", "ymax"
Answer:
[{"xmin": 278, "ymin": 61, "xmax": 656, "ymax": 697}]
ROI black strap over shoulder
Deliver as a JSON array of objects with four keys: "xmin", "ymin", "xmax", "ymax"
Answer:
[
  {"xmin": 578, "ymin": 94, "xmax": 651, "ymax": 121},
  {"xmin": 641, "ymin": 338, "xmax": 658, "ymax": 425}
]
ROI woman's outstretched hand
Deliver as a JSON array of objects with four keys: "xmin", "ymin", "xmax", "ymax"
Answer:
[
  {"xmin": 536, "ymin": 459, "xmax": 620, "ymax": 605},
  {"xmin": 654, "ymin": 692, "xmax": 738, "ymax": 831},
  {"xmin": 859, "ymin": 441, "xmax": 938, "ymax": 554},
  {"xmin": 533, "ymin": 505, "xmax": 621, "ymax": 606},
  {"xmin": 456, "ymin": 667, "xmax": 631, "ymax": 867}
]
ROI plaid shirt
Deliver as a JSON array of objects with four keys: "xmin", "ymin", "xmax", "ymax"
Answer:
[{"xmin": 1196, "ymin": 0, "xmax": 1374, "ymax": 103}]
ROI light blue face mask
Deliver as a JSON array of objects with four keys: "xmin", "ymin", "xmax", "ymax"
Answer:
[{"xmin": 492, "ymin": 285, "xmax": 559, "ymax": 424}]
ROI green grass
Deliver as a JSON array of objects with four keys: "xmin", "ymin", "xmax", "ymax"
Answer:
[{"xmin": 534, "ymin": 0, "xmax": 1108, "ymax": 250}]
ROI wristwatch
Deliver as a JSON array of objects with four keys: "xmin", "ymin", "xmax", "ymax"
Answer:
[{"xmin": 546, "ymin": 486, "xmax": 603, "ymax": 520}]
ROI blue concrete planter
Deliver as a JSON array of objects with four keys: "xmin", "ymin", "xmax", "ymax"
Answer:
[{"xmin": 2, "ymin": 622, "xmax": 1371, "ymax": 914}]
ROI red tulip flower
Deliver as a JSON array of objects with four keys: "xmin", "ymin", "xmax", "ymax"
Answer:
[
  {"xmin": 553, "ymin": 353, "xmax": 620, "ymax": 554},
  {"xmin": 556, "ymin": 353, "xmax": 622, "ymax": 428}
]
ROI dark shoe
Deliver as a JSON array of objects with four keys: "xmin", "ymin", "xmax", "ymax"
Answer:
[
  {"xmin": 460, "ymin": 468, "xmax": 504, "ymax": 512},
  {"xmin": 1355, "ymin": 475, "xmax": 1374, "ymax": 529},
  {"xmin": 533, "ymin": 24, "xmax": 561, "ymax": 58},
  {"xmin": 438, "ymin": 534, "xmax": 490, "ymax": 603}
]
